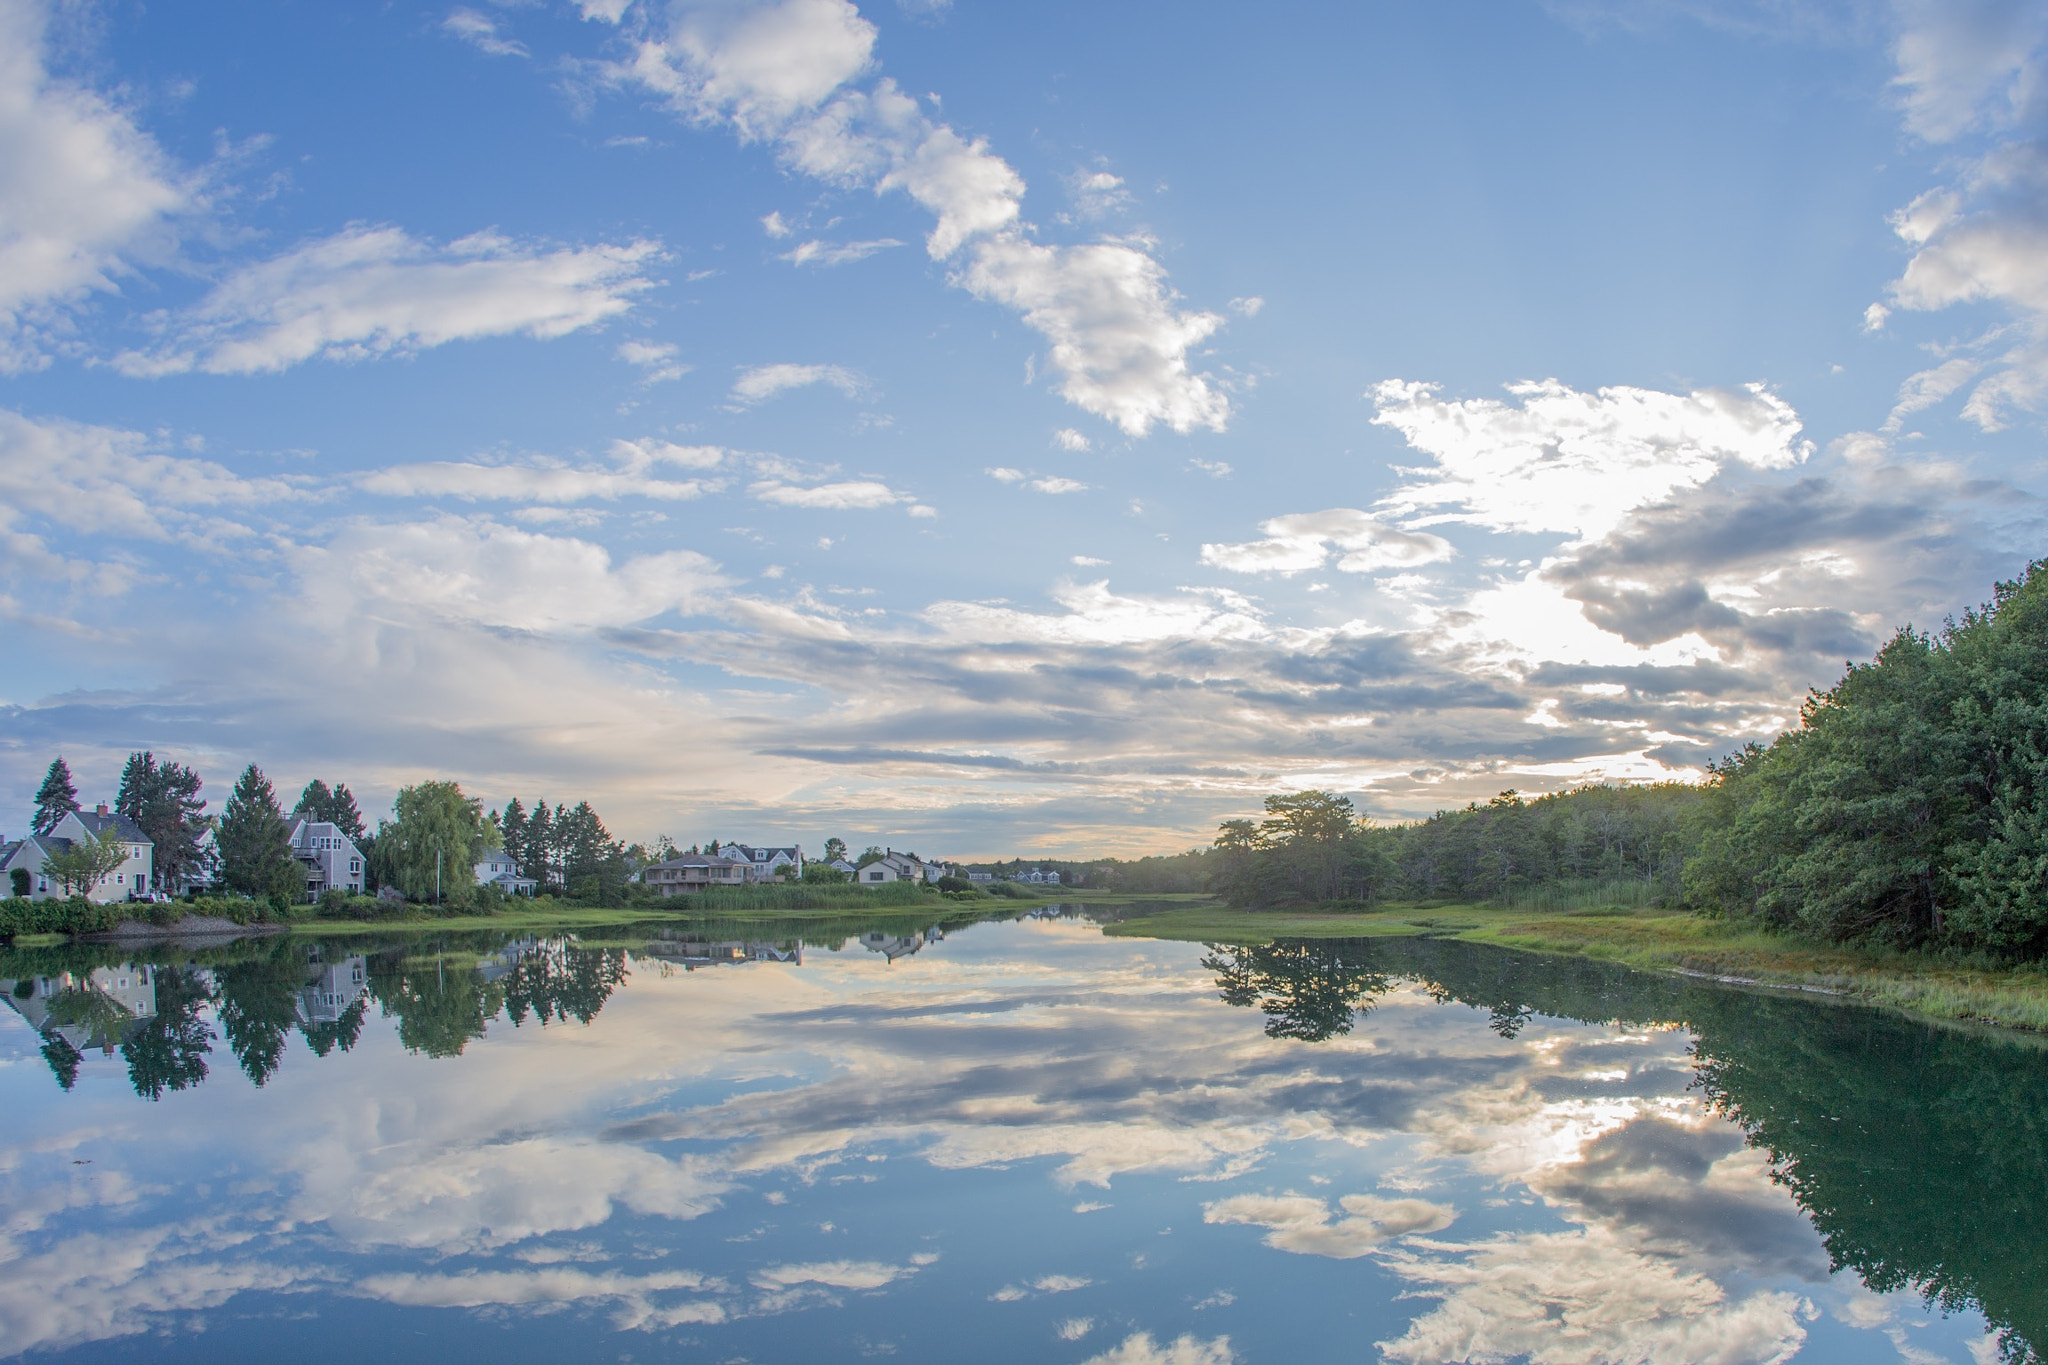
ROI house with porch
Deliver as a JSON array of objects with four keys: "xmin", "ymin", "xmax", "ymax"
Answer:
[
  {"xmin": 644, "ymin": 852, "xmax": 757, "ymax": 896},
  {"xmin": 728, "ymin": 843, "xmax": 804, "ymax": 879}
]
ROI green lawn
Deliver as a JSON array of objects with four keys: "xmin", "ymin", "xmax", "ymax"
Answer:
[{"xmin": 1103, "ymin": 901, "xmax": 2048, "ymax": 1034}]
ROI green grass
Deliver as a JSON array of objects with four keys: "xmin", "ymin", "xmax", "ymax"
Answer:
[{"xmin": 1105, "ymin": 899, "xmax": 2048, "ymax": 1034}]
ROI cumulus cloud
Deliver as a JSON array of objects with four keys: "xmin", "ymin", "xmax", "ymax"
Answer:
[
  {"xmin": 609, "ymin": 0, "xmax": 1230, "ymax": 435},
  {"xmin": 1202, "ymin": 1191, "xmax": 1454, "ymax": 1258},
  {"xmin": 1053, "ymin": 427, "xmax": 1091, "ymax": 451},
  {"xmin": 1890, "ymin": 0, "xmax": 2048, "ymax": 142},
  {"xmin": 730, "ymin": 361, "xmax": 864, "ymax": 404},
  {"xmin": 1372, "ymin": 378, "xmax": 1812, "ymax": 540},
  {"xmin": 117, "ymin": 226, "xmax": 659, "ymax": 375},
  {"xmin": 0, "ymin": 0, "xmax": 189, "ymax": 370},
  {"xmin": 1201, "ymin": 508, "xmax": 1453, "ymax": 577}
]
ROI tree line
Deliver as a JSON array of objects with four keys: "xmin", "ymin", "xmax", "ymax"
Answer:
[
  {"xmin": 17, "ymin": 754, "xmax": 647, "ymax": 910},
  {"xmin": 1207, "ymin": 560, "xmax": 2048, "ymax": 963}
]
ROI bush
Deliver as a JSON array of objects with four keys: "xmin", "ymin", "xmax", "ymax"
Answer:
[{"xmin": 983, "ymin": 881, "xmax": 1033, "ymax": 899}]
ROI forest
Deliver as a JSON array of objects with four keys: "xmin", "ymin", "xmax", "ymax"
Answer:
[{"xmin": 1205, "ymin": 559, "xmax": 2048, "ymax": 961}]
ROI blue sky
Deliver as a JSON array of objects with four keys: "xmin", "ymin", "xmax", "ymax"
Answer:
[{"xmin": 1, "ymin": 0, "xmax": 2045, "ymax": 856}]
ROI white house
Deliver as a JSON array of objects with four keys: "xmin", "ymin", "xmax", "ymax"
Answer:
[
  {"xmin": 857, "ymin": 851, "xmax": 926, "ymax": 885},
  {"xmin": 474, "ymin": 850, "xmax": 537, "ymax": 897},
  {"xmin": 287, "ymin": 817, "xmax": 366, "ymax": 902},
  {"xmin": 827, "ymin": 857, "xmax": 860, "ymax": 878},
  {"xmin": 2, "ymin": 806, "xmax": 154, "ymax": 902},
  {"xmin": 729, "ymin": 843, "xmax": 804, "ymax": 878}
]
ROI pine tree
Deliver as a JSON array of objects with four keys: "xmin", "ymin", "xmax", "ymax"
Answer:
[
  {"xmin": 501, "ymin": 798, "xmax": 528, "ymax": 876},
  {"xmin": 218, "ymin": 765, "xmax": 300, "ymax": 903},
  {"xmin": 523, "ymin": 800, "xmax": 553, "ymax": 887},
  {"xmin": 33, "ymin": 757, "xmax": 80, "ymax": 835},
  {"xmin": 292, "ymin": 780, "xmax": 366, "ymax": 844},
  {"xmin": 115, "ymin": 752, "xmax": 212, "ymax": 892}
]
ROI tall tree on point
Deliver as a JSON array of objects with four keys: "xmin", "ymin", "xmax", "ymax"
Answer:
[
  {"xmin": 218, "ymin": 765, "xmax": 300, "ymax": 902},
  {"xmin": 373, "ymin": 781, "xmax": 492, "ymax": 904},
  {"xmin": 33, "ymin": 757, "xmax": 80, "ymax": 835},
  {"xmin": 522, "ymin": 800, "xmax": 553, "ymax": 888}
]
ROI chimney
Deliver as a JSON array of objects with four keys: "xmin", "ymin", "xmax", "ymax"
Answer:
[{"xmin": 96, "ymin": 803, "xmax": 108, "ymax": 816}]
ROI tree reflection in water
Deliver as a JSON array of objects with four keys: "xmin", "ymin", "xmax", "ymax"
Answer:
[
  {"xmin": 1331, "ymin": 936, "xmax": 2048, "ymax": 1365},
  {"xmin": 1201, "ymin": 939, "xmax": 1393, "ymax": 1040},
  {"xmin": 123, "ymin": 967, "xmax": 213, "ymax": 1100}
]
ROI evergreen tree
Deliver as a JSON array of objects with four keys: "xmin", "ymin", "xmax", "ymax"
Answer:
[
  {"xmin": 523, "ymin": 800, "xmax": 554, "ymax": 887},
  {"xmin": 500, "ymin": 798, "xmax": 528, "ymax": 876},
  {"xmin": 292, "ymin": 779, "xmax": 367, "ymax": 844},
  {"xmin": 115, "ymin": 751, "xmax": 212, "ymax": 892},
  {"xmin": 33, "ymin": 757, "xmax": 79, "ymax": 835},
  {"xmin": 218, "ymin": 764, "xmax": 301, "ymax": 903}
]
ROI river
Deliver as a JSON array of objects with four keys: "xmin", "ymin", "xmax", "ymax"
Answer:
[{"xmin": 1, "ymin": 908, "xmax": 2038, "ymax": 1363}]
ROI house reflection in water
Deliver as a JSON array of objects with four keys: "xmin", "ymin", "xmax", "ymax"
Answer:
[
  {"xmin": 636, "ymin": 936, "xmax": 802, "ymax": 970},
  {"xmin": 296, "ymin": 946, "xmax": 368, "ymax": 1025},
  {"xmin": 857, "ymin": 932, "xmax": 925, "ymax": 963},
  {"xmin": 2, "ymin": 963, "xmax": 160, "ymax": 1055}
]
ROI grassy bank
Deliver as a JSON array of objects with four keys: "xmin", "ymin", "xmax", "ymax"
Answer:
[{"xmin": 1104, "ymin": 901, "xmax": 2048, "ymax": 1033}]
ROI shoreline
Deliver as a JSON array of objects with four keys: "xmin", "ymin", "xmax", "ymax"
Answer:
[{"xmin": 1099, "ymin": 901, "xmax": 2048, "ymax": 1035}]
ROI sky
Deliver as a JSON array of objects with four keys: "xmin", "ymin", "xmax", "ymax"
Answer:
[{"xmin": 0, "ymin": 0, "xmax": 2045, "ymax": 857}]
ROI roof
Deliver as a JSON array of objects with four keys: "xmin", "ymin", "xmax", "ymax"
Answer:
[
  {"xmin": 69, "ymin": 809, "xmax": 149, "ymax": 843},
  {"xmin": 731, "ymin": 844, "xmax": 801, "ymax": 861},
  {"xmin": 654, "ymin": 854, "xmax": 748, "ymax": 870}
]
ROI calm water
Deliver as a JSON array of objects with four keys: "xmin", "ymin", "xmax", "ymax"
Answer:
[{"xmin": 2, "ymin": 909, "xmax": 2042, "ymax": 1364}]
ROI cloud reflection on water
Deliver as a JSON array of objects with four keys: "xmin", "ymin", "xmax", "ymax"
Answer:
[{"xmin": 0, "ymin": 921, "xmax": 2001, "ymax": 1362}]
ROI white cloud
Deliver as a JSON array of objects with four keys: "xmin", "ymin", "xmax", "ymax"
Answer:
[
  {"xmin": 780, "ymin": 237, "xmax": 903, "ymax": 266},
  {"xmin": 580, "ymin": 0, "xmax": 633, "ymax": 21},
  {"xmin": 1071, "ymin": 554, "xmax": 1108, "ymax": 566},
  {"xmin": 1053, "ymin": 427, "xmax": 1091, "ymax": 451},
  {"xmin": 925, "ymin": 580, "xmax": 1266, "ymax": 648},
  {"xmin": 0, "ymin": 0, "xmax": 189, "ymax": 370},
  {"xmin": 1889, "ymin": 0, "xmax": 2048, "ymax": 143},
  {"xmin": 1030, "ymin": 476, "xmax": 1087, "ymax": 494},
  {"xmin": 730, "ymin": 361, "xmax": 864, "ymax": 404},
  {"xmin": 752, "ymin": 1259, "xmax": 914, "ymax": 1291},
  {"xmin": 988, "ymin": 466, "xmax": 1025, "ymax": 482},
  {"xmin": 1069, "ymin": 168, "xmax": 1133, "ymax": 217},
  {"xmin": 302, "ymin": 516, "xmax": 726, "ymax": 633},
  {"xmin": 611, "ymin": 4, "xmax": 1230, "ymax": 435},
  {"xmin": 1228, "ymin": 296, "xmax": 1264, "ymax": 317},
  {"xmin": 0, "ymin": 407, "xmax": 296, "ymax": 587},
  {"xmin": 1060, "ymin": 1317, "xmax": 1096, "ymax": 1341},
  {"xmin": 963, "ymin": 234, "xmax": 1228, "ymax": 436},
  {"xmin": 358, "ymin": 1267, "xmax": 723, "ymax": 1327},
  {"xmin": 443, "ymin": 8, "xmax": 529, "ymax": 57},
  {"xmin": 616, "ymin": 338, "xmax": 689, "ymax": 382},
  {"xmin": 1372, "ymin": 378, "xmax": 1812, "ymax": 540},
  {"xmin": 358, "ymin": 446, "xmax": 718, "ymax": 504},
  {"xmin": 1201, "ymin": 508, "xmax": 1453, "ymax": 577},
  {"xmin": 1078, "ymin": 1333, "xmax": 1236, "ymax": 1365},
  {"xmin": 750, "ymin": 477, "xmax": 911, "ymax": 509},
  {"xmin": 1376, "ymin": 1227, "xmax": 1809, "ymax": 1365},
  {"xmin": 1188, "ymin": 457, "xmax": 1232, "ymax": 477},
  {"xmin": 1874, "ymin": 7, "xmax": 2048, "ymax": 428},
  {"xmin": 1202, "ymin": 1192, "xmax": 1453, "ymax": 1259},
  {"xmin": 118, "ymin": 226, "xmax": 659, "ymax": 375}
]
